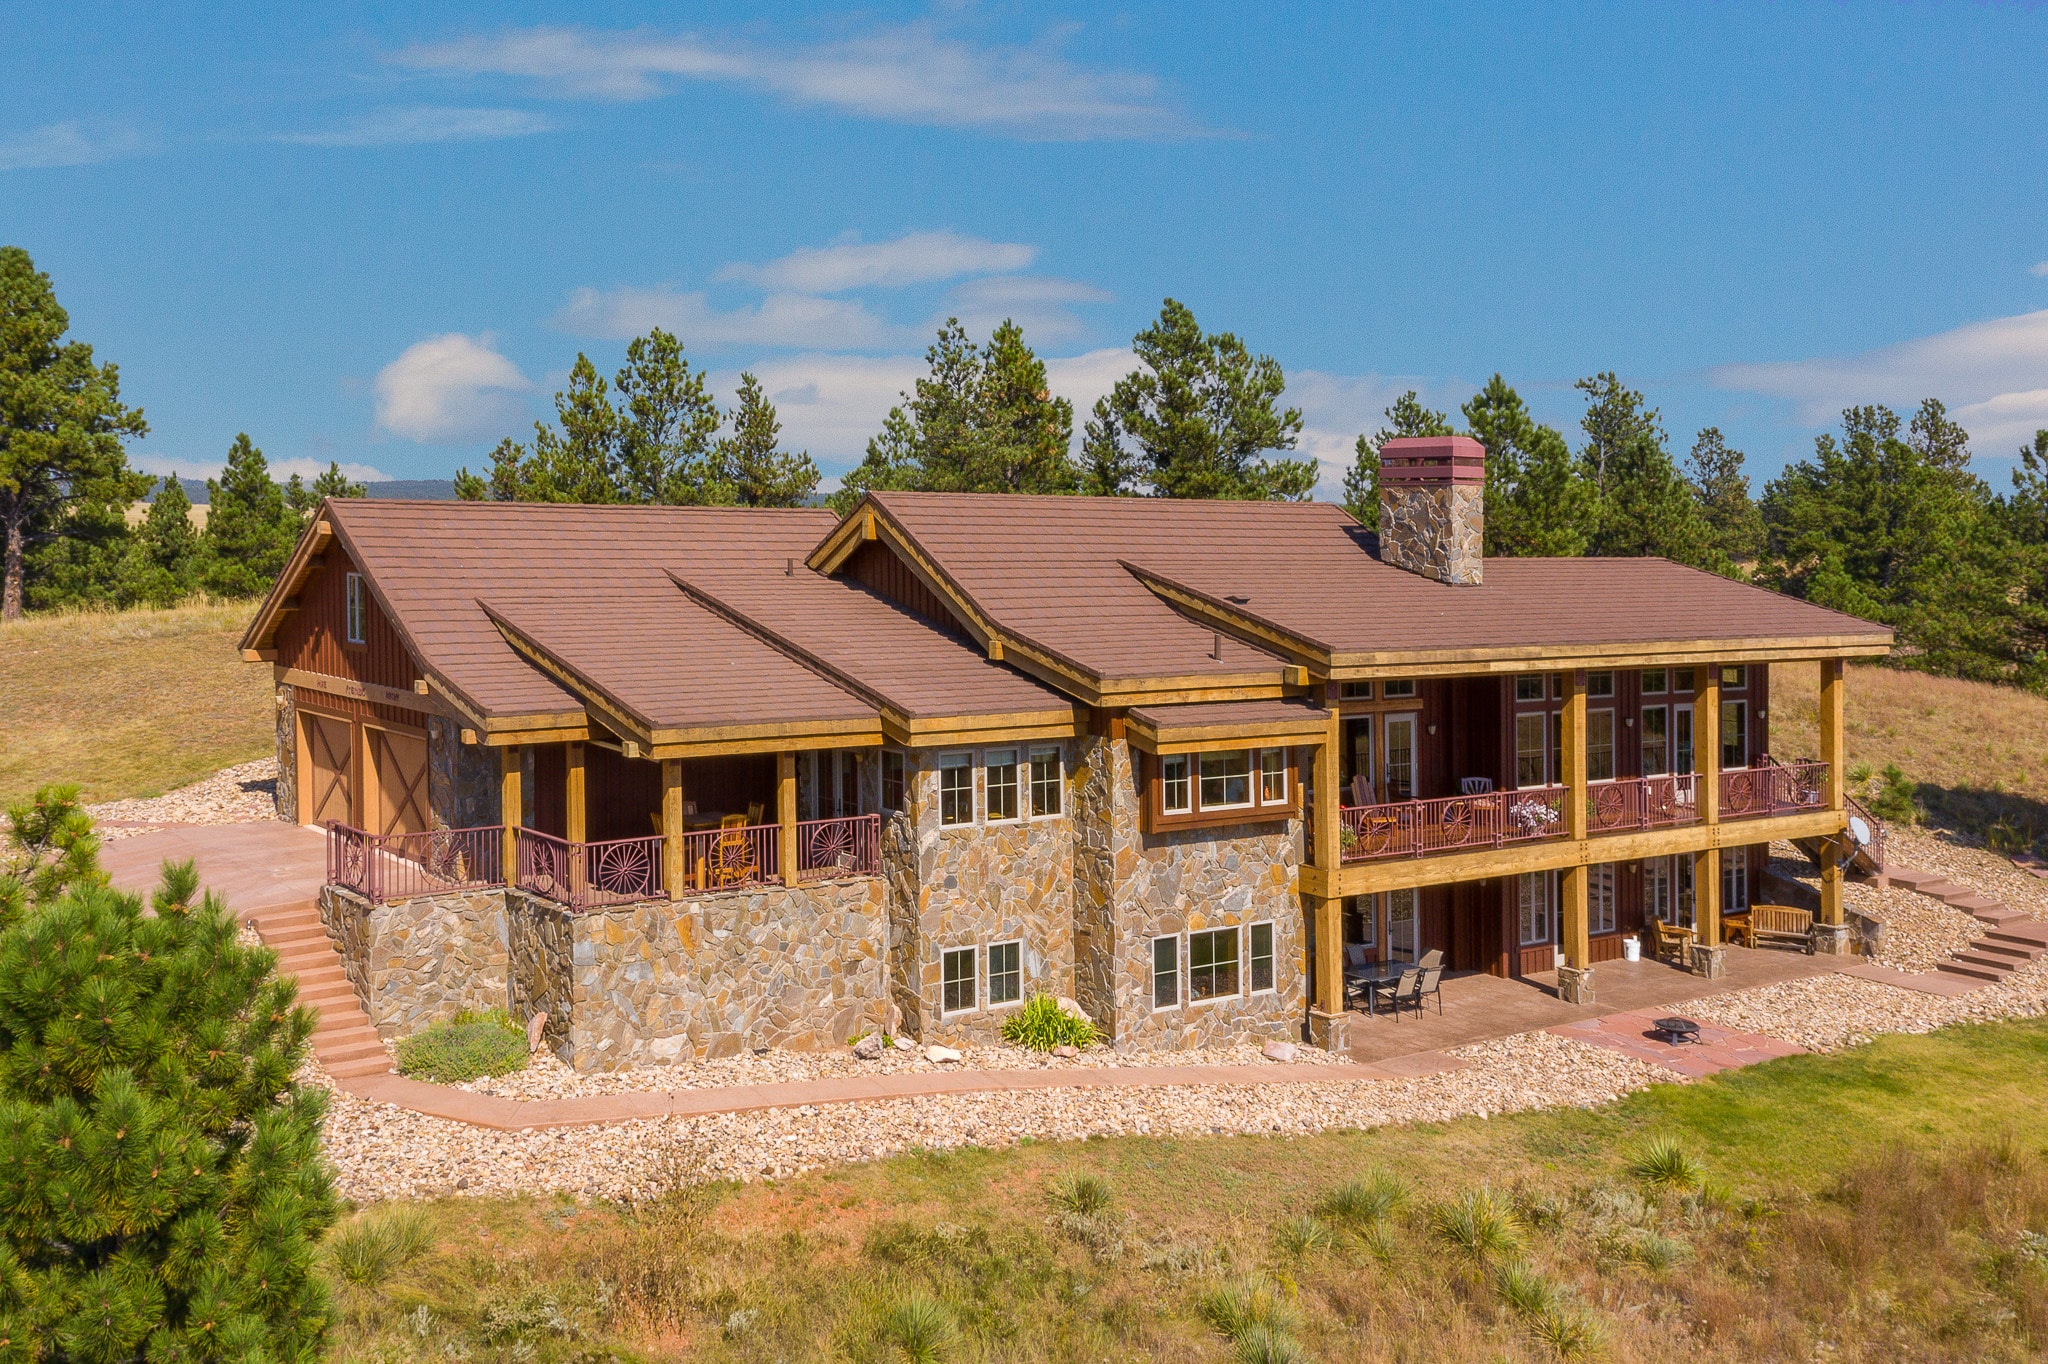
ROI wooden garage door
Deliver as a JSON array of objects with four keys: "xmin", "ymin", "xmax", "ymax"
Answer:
[
  {"xmin": 368, "ymin": 727, "xmax": 429, "ymax": 837},
  {"xmin": 304, "ymin": 714, "xmax": 353, "ymax": 826}
]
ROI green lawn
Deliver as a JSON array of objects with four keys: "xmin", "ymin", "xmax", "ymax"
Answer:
[{"xmin": 325, "ymin": 1017, "xmax": 2048, "ymax": 1363}]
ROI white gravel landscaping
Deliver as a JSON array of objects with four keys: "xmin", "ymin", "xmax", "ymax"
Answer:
[
  {"xmin": 88, "ymin": 757, "xmax": 278, "ymax": 836},
  {"xmin": 1680, "ymin": 955, "xmax": 2048, "ymax": 1052}
]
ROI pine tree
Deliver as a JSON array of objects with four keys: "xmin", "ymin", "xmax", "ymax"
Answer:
[
  {"xmin": 1083, "ymin": 300, "xmax": 1313, "ymax": 500},
  {"xmin": 0, "ymin": 246, "xmax": 150, "ymax": 620},
  {"xmin": 1686, "ymin": 427, "xmax": 1764, "ymax": 570},
  {"xmin": 2003, "ymin": 429, "xmax": 2048, "ymax": 687},
  {"xmin": 1575, "ymin": 373, "xmax": 1710, "ymax": 563},
  {"xmin": 1460, "ymin": 375, "xmax": 1593, "ymax": 557},
  {"xmin": 121, "ymin": 475, "xmax": 201, "ymax": 608},
  {"xmin": 201, "ymin": 434, "xmax": 299, "ymax": 599},
  {"xmin": 712, "ymin": 373, "xmax": 820, "ymax": 507},
  {"xmin": 834, "ymin": 319, "xmax": 1076, "ymax": 512},
  {"xmin": 0, "ymin": 789, "xmax": 337, "ymax": 1357},
  {"xmin": 1341, "ymin": 391, "xmax": 1453, "ymax": 524}
]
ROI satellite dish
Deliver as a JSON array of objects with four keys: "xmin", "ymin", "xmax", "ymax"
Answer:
[{"xmin": 1848, "ymin": 815, "xmax": 1871, "ymax": 846}]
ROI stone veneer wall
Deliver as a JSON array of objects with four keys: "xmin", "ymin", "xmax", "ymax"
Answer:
[
  {"xmin": 428, "ymin": 716, "xmax": 500, "ymax": 832},
  {"xmin": 507, "ymin": 877, "xmax": 890, "ymax": 1071},
  {"xmin": 274, "ymin": 687, "xmax": 298, "ymax": 823},
  {"xmin": 1379, "ymin": 483, "xmax": 1484, "ymax": 586},
  {"xmin": 317, "ymin": 883, "xmax": 511, "ymax": 1037},
  {"xmin": 1070, "ymin": 733, "xmax": 1307, "ymax": 1051}
]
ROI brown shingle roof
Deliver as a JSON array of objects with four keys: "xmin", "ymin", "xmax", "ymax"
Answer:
[
  {"xmin": 861, "ymin": 492, "xmax": 1892, "ymax": 674},
  {"xmin": 1126, "ymin": 697, "xmax": 1331, "ymax": 746}
]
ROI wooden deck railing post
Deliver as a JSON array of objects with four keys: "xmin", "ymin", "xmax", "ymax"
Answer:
[
  {"xmin": 565, "ymin": 740, "xmax": 587, "ymax": 900},
  {"xmin": 1556, "ymin": 670, "xmax": 1593, "ymax": 1002},
  {"xmin": 499, "ymin": 745, "xmax": 522, "ymax": 888},
  {"xmin": 777, "ymin": 750, "xmax": 799, "ymax": 885},
  {"xmin": 662, "ymin": 759, "xmax": 685, "ymax": 900}
]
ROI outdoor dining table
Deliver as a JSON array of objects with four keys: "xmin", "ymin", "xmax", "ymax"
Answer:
[{"xmin": 1347, "ymin": 960, "xmax": 1412, "ymax": 1015}]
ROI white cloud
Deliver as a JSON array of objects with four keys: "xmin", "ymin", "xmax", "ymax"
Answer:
[
  {"xmin": 2032, "ymin": 260, "xmax": 2048, "ymax": 278},
  {"xmin": 717, "ymin": 230, "xmax": 1036, "ymax": 294},
  {"xmin": 711, "ymin": 353, "xmax": 926, "ymax": 467},
  {"xmin": 0, "ymin": 120, "xmax": 148, "ymax": 171},
  {"xmin": 274, "ymin": 106, "xmax": 554, "ymax": 147},
  {"xmin": 395, "ymin": 22, "xmax": 1196, "ymax": 140},
  {"xmin": 1710, "ymin": 308, "xmax": 2048, "ymax": 454},
  {"xmin": 1285, "ymin": 370, "xmax": 1454, "ymax": 498},
  {"xmin": 374, "ymin": 333, "xmax": 534, "ymax": 442},
  {"xmin": 942, "ymin": 276, "xmax": 1113, "ymax": 344},
  {"xmin": 556, "ymin": 286, "xmax": 909, "ymax": 349},
  {"xmin": 1044, "ymin": 347, "xmax": 1136, "ymax": 423},
  {"xmin": 130, "ymin": 454, "xmax": 391, "ymax": 484}
]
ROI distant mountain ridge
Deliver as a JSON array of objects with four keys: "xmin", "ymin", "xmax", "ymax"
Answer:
[{"xmin": 145, "ymin": 476, "xmax": 459, "ymax": 505}]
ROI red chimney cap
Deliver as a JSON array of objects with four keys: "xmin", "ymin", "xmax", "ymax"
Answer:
[{"xmin": 1378, "ymin": 434, "xmax": 1486, "ymax": 485}]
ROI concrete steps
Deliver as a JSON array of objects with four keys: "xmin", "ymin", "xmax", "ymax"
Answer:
[
  {"xmin": 244, "ymin": 901, "xmax": 392, "ymax": 1080},
  {"xmin": 1879, "ymin": 861, "xmax": 2045, "ymax": 985}
]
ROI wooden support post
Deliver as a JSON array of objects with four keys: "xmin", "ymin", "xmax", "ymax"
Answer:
[
  {"xmin": 499, "ymin": 745, "xmax": 522, "ymax": 882},
  {"xmin": 1560, "ymin": 864, "xmax": 1590, "ymax": 969},
  {"xmin": 1561, "ymin": 669, "xmax": 1588, "ymax": 842},
  {"xmin": 777, "ymin": 750, "xmax": 799, "ymax": 885},
  {"xmin": 1819, "ymin": 837, "xmax": 1845, "ymax": 926},
  {"xmin": 1820, "ymin": 658, "xmax": 1847, "ymax": 812},
  {"xmin": 662, "ymin": 758, "xmax": 685, "ymax": 900},
  {"xmin": 1698, "ymin": 664, "xmax": 1721, "ymax": 826},
  {"xmin": 1695, "ymin": 846, "xmax": 1722, "ymax": 949},
  {"xmin": 1308, "ymin": 706, "xmax": 1347, "ymax": 1049},
  {"xmin": 565, "ymin": 742, "xmax": 587, "ymax": 843}
]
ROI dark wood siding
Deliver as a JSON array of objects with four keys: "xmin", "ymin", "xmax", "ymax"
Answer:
[
  {"xmin": 840, "ymin": 540, "xmax": 970, "ymax": 637},
  {"xmin": 274, "ymin": 545, "xmax": 420, "ymax": 693},
  {"xmin": 587, "ymin": 746, "xmax": 666, "ymax": 843}
]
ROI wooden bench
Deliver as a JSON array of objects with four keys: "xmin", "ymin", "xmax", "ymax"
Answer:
[{"xmin": 1732, "ymin": 903, "xmax": 1815, "ymax": 953}]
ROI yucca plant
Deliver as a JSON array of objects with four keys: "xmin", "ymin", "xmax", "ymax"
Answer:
[
  {"xmin": 876, "ymin": 1293, "xmax": 960, "ymax": 1364},
  {"xmin": 1232, "ymin": 1323, "xmax": 1310, "ymax": 1364},
  {"xmin": 1430, "ymin": 1186, "xmax": 1526, "ymax": 1263},
  {"xmin": 1048, "ymin": 1170, "xmax": 1115, "ymax": 1217},
  {"xmin": 1627, "ymin": 1136, "xmax": 1707, "ymax": 1193},
  {"xmin": 1198, "ymin": 1274, "xmax": 1299, "ymax": 1340},
  {"xmin": 1314, "ymin": 1169, "xmax": 1404, "ymax": 1229},
  {"xmin": 1495, "ymin": 1260, "xmax": 1560, "ymax": 1320},
  {"xmin": 1273, "ymin": 1212, "xmax": 1337, "ymax": 1258},
  {"xmin": 327, "ymin": 1205, "xmax": 436, "ymax": 1288},
  {"xmin": 1528, "ymin": 1302, "xmax": 1608, "ymax": 1361}
]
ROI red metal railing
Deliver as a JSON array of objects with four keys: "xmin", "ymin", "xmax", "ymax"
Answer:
[
  {"xmin": 797, "ymin": 813, "xmax": 881, "ymax": 878},
  {"xmin": 672, "ymin": 822, "xmax": 782, "ymax": 893},
  {"xmin": 1339, "ymin": 787, "xmax": 1568, "ymax": 863},
  {"xmin": 1586, "ymin": 773, "xmax": 1700, "ymax": 833},
  {"xmin": 1720, "ymin": 760, "xmax": 1828, "ymax": 820},
  {"xmin": 326, "ymin": 822, "xmax": 504, "ymax": 902},
  {"xmin": 514, "ymin": 828, "xmax": 666, "ymax": 911}
]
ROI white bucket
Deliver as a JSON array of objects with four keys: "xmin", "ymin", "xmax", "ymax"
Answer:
[{"xmin": 1621, "ymin": 936, "xmax": 1642, "ymax": 963}]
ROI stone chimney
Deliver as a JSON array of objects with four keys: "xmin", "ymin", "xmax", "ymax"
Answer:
[{"xmin": 1376, "ymin": 435, "xmax": 1485, "ymax": 586}]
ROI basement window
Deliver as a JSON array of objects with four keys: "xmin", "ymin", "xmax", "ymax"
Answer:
[
  {"xmin": 987, "ymin": 941, "xmax": 1022, "ymax": 1006},
  {"xmin": 1248, "ymin": 922, "xmax": 1275, "ymax": 994},
  {"xmin": 942, "ymin": 947, "xmax": 977, "ymax": 1014},
  {"xmin": 1189, "ymin": 928, "xmax": 1240, "ymax": 1003}
]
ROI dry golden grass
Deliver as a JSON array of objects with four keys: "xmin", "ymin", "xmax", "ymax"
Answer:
[{"xmin": 0, "ymin": 600, "xmax": 272, "ymax": 806}]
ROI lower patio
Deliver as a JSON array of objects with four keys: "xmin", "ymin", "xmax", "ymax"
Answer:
[{"xmin": 1341, "ymin": 944, "xmax": 1839, "ymax": 1064}]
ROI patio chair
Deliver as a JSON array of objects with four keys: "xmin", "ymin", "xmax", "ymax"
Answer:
[
  {"xmin": 746, "ymin": 801, "xmax": 766, "ymax": 826},
  {"xmin": 1459, "ymin": 776, "xmax": 1495, "ymax": 795},
  {"xmin": 1349, "ymin": 775, "xmax": 1376, "ymax": 807},
  {"xmin": 1648, "ymin": 918, "xmax": 1695, "ymax": 964},
  {"xmin": 707, "ymin": 813, "xmax": 759, "ymax": 889},
  {"xmin": 1370, "ymin": 967, "xmax": 1421, "ymax": 1020},
  {"xmin": 1342, "ymin": 944, "xmax": 1375, "ymax": 1005},
  {"xmin": 1416, "ymin": 964, "xmax": 1444, "ymax": 1015},
  {"xmin": 1418, "ymin": 947, "xmax": 1444, "ymax": 971}
]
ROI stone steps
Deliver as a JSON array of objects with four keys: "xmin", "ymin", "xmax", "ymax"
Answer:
[
  {"xmin": 244, "ymin": 900, "xmax": 392, "ymax": 1080},
  {"xmin": 1883, "ymin": 861, "xmax": 2043, "ymax": 987}
]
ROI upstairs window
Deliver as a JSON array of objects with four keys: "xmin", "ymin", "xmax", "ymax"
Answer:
[
  {"xmin": 1149, "ymin": 747, "xmax": 1295, "ymax": 830},
  {"xmin": 939, "ymin": 753, "xmax": 974, "ymax": 826},
  {"xmin": 1586, "ymin": 709, "xmax": 1615, "ymax": 782},
  {"xmin": 1720, "ymin": 665, "xmax": 1748, "ymax": 690},
  {"xmin": 1029, "ymin": 747, "xmax": 1062, "ymax": 817},
  {"xmin": 1381, "ymin": 679, "xmax": 1417, "ymax": 699},
  {"xmin": 1199, "ymin": 751, "xmax": 1251, "ymax": 809},
  {"xmin": 1161, "ymin": 754, "xmax": 1192, "ymax": 814},
  {"xmin": 1258, "ymin": 748, "xmax": 1287, "ymax": 804},
  {"xmin": 1338, "ymin": 680, "xmax": 1374, "ymax": 701},
  {"xmin": 1640, "ymin": 668, "xmax": 1668, "ymax": 694},
  {"xmin": 1587, "ymin": 671, "xmax": 1614, "ymax": 698},
  {"xmin": 985, "ymin": 748, "xmax": 1020, "ymax": 822},
  {"xmin": 345, "ymin": 573, "xmax": 367, "ymax": 644},
  {"xmin": 881, "ymin": 749, "xmax": 906, "ymax": 813},
  {"xmin": 1515, "ymin": 675, "xmax": 1545, "ymax": 702}
]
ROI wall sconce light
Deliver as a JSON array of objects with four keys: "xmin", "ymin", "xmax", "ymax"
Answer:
[
  {"xmin": 1426, "ymin": 723, "xmax": 1438, "ymax": 735},
  {"xmin": 1758, "ymin": 709, "xmax": 1768, "ymax": 719},
  {"xmin": 1624, "ymin": 716, "xmax": 1634, "ymax": 727}
]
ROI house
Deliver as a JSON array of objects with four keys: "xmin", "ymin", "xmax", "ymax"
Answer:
[{"xmin": 239, "ymin": 437, "xmax": 1892, "ymax": 1069}]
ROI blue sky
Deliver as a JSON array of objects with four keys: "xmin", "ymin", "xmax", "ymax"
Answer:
[{"xmin": 6, "ymin": 2, "xmax": 2048, "ymax": 496}]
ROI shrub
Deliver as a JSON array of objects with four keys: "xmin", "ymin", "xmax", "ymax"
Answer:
[
  {"xmin": 328, "ymin": 1204, "xmax": 436, "ymax": 1287},
  {"xmin": 876, "ymin": 1293, "xmax": 960, "ymax": 1363},
  {"xmin": 1048, "ymin": 1172, "xmax": 1128, "ymax": 1261},
  {"xmin": 0, "ymin": 790, "xmax": 337, "ymax": 1357},
  {"xmin": 1001, "ymin": 993, "xmax": 1098, "ymax": 1051},
  {"xmin": 1048, "ymin": 1171, "xmax": 1115, "ymax": 1217},
  {"xmin": 1627, "ymin": 1136, "xmax": 1707, "ymax": 1193},
  {"xmin": 1273, "ymin": 1213, "xmax": 1337, "ymax": 1257},
  {"xmin": 1496, "ymin": 1261, "xmax": 1561, "ymax": 1319},
  {"xmin": 1528, "ymin": 1302, "xmax": 1607, "ymax": 1361},
  {"xmin": 1431, "ymin": 1186, "xmax": 1526, "ymax": 1263},
  {"xmin": 1870, "ymin": 763, "xmax": 1919, "ymax": 824},
  {"xmin": 1198, "ymin": 1274, "xmax": 1298, "ymax": 1340},
  {"xmin": 1232, "ymin": 1323, "xmax": 1309, "ymax": 1364},
  {"xmin": 395, "ymin": 1007, "xmax": 530, "ymax": 1082},
  {"xmin": 1315, "ymin": 1168, "xmax": 1404, "ymax": 1228}
]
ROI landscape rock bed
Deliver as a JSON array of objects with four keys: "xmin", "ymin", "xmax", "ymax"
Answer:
[
  {"xmin": 88, "ymin": 757, "xmax": 278, "ymax": 836},
  {"xmin": 1886, "ymin": 825, "xmax": 2048, "ymax": 922},
  {"xmin": 1681, "ymin": 955, "xmax": 2048, "ymax": 1052},
  {"xmin": 313, "ymin": 1030, "xmax": 1670, "ymax": 1203},
  {"xmin": 1766, "ymin": 842, "xmax": 1982, "ymax": 972}
]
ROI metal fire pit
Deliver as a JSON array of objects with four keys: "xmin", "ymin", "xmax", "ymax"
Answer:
[{"xmin": 1651, "ymin": 1016, "xmax": 1702, "ymax": 1045}]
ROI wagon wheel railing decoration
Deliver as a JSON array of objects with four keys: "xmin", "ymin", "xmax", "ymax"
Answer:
[{"xmin": 1589, "ymin": 783, "xmax": 1630, "ymax": 831}]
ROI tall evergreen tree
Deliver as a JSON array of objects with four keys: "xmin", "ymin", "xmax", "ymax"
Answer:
[
  {"xmin": 2004, "ymin": 428, "xmax": 2048, "ymax": 686},
  {"xmin": 1575, "ymin": 373, "xmax": 1710, "ymax": 563},
  {"xmin": 0, "ymin": 245, "xmax": 149, "ymax": 620},
  {"xmin": 122, "ymin": 474, "xmax": 201, "ymax": 608},
  {"xmin": 284, "ymin": 461, "xmax": 366, "ymax": 516},
  {"xmin": 0, "ymin": 790, "xmax": 337, "ymax": 1358},
  {"xmin": 201, "ymin": 434, "xmax": 299, "ymax": 599},
  {"xmin": 1341, "ymin": 391, "xmax": 1452, "ymax": 524},
  {"xmin": 1685, "ymin": 427, "xmax": 1764, "ymax": 569},
  {"xmin": 835, "ymin": 319, "xmax": 1076, "ymax": 512},
  {"xmin": 456, "ymin": 330, "xmax": 723, "ymax": 505},
  {"xmin": 1460, "ymin": 375, "xmax": 1594, "ymax": 557},
  {"xmin": 712, "ymin": 373, "xmax": 820, "ymax": 507}
]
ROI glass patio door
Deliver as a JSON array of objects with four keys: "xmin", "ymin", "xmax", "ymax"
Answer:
[
  {"xmin": 1343, "ymin": 715, "xmax": 1374, "ymax": 804},
  {"xmin": 1386, "ymin": 888, "xmax": 1418, "ymax": 963},
  {"xmin": 1382, "ymin": 715, "xmax": 1416, "ymax": 803}
]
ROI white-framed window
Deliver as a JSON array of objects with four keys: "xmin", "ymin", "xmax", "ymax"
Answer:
[
  {"xmin": 1720, "ymin": 665, "xmax": 1748, "ymax": 690},
  {"xmin": 1382, "ymin": 716, "xmax": 1416, "ymax": 802},
  {"xmin": 1161, "ymin": 754, "xmax": 1192, "ymax": 814},
  {"xmin": 938, "ymin": 752, "xmax": 974, "ymax": 826},
  {"xmin": 1723, "ymin": 854, "xmax": 1750, "ymax": 914},
  {"xmin": 984, "ymin": 747, "xmax": 1020, "ymax": 822},
  {"xmin": 1387, "ymin": 887, "xmax": 1418, "ymax": 963},
  {"xmin": 1591, "ymin": 862, "xmax": 1617, "ymax": 935},
  {"xmin": 1338, "ymin": 680, "xmax": 1373, "ymax": 701},
  {"xmin": 1151, "ymin": 936, "xmax": 1179, "ymax": 1010},
  {"xmin": 1258, "ymin": 748, "xmax": 1287, "ymax": 804},
  {"xmin": 1587, "ymin": 671, "xmax": 1614, "ymax": 698},
  {"xmin": 1515, "ymin": 674, "xmax": 1545, "ymax": 702},
  {"xmin": 1029, "ymin": 746, "xmax": 1062, "ymax": 817},
  {"xmin": 881, "ymin": 749, "xmax": 906, "ymax": 813},
  {"xmin": 1382, "ymin": 679, "xmax": 1417, "ymax": 699},
  {"xmin": 987, "ymin": 940, "xmax": 1022, "ymax": 1006},
  {"xmin": 1248, "ymin": 921, "xmax": 1275, "ymax": 993},
  {"xmin": 1198, "ymin": 751, "xmax": 1252, "ymax": 809},
  {"xmin": 1515, "ymin": 713, "xmax": 1547, "ymax": 788},
  {"xmin": 1587, "ymin": 709, "xmax": 1615, "ymax": 782},
  {"xmin": 1517, "ymin": 872, "xmax": 1554, "ymax": 947},
  {"xmin": 1721, "ymin": 700, "xmax": 1749, "ymax": 770},
  {"xmin": 941, "ymin": 947, "xmax": 976, "ymax": 1013},
  {"xmin": 345, "ymin": 572, "xmax": 367, "ymax": 644},
  {"xmin": 1640, "ymin": 668, "xmax": 1668, "ymax": 695},
  {"xmin": 1189, "ymin": 927, "xmax": 1240, "ymax": 1002}
]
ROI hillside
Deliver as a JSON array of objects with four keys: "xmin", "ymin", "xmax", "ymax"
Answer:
[{"xmin": 0, "ymin": 600, "xmax": 273, "ymax": 807}]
